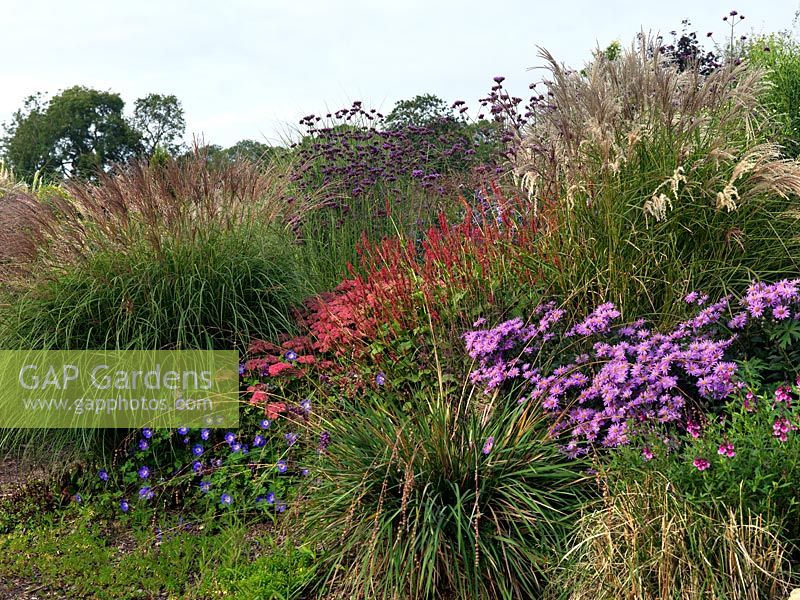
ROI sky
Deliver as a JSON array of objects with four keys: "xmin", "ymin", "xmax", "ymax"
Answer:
[{"xmin": 1, "ymin": 0, "xmax": 799, "ymax": 148}]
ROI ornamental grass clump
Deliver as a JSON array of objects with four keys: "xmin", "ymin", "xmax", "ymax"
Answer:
[
  {"xmin": 301, "ymin": 388, "xmax": 588, "ymax": 599},
  {"xmin": 0, "ymin": 151, "xmax": 317, "ymax": 350},
  {"xmin": 555, "ymin": 471, "xmax": 793, "ymax": 600},
  {"xmin": 511, "ymin": 34, "xmax": 800, "ymax": 322}
]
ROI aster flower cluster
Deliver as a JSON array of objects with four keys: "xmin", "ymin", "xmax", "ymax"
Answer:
[
  {"xmin": 465, "ymin": 304, "xmax": 739, "ymax": 455},
  {"xmin": 466, "ymin": 279, "xmax": 800, "ymax": 456}
]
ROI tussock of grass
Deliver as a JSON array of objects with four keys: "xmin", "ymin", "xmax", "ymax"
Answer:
[
  {"xmin": 513, "ymin": 37, "xmax": 800, "ymax": 322},
  {"xmin": 0, "ymin": 151, "xmax": 317, "ymax": 351},
  {"xmin": 554, "ymin": 471, "xmax": 794, "ymax": 599}
]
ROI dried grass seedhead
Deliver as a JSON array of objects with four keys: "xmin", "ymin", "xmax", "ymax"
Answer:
[
  {"xmin": 558, "ymin": 473, "xmax": 792, "ymax": 600},
  {"xmin": 511, "ymin": 34, "xmax": 800, "ymax": 221},
  {"xmin": 0, "ymin": 150, "xmax": 316, "ymax": 287}
]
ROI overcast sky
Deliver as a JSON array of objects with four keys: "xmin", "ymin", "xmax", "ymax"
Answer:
[{"xmin": 1, "ymin": 0, "xmax": 798, "ymax": 147}]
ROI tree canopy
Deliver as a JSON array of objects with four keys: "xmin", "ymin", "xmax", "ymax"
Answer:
[
  {"xmin": 132, "ymin": 93, "xmax": 186, "ymax": 157},
  {"xmin": 2, "ymin": 86, "xmax": 141, "ymax": 181},
  {"xmin": 384, "ymin": 93, "xmax": 462, "ymax": 129}
]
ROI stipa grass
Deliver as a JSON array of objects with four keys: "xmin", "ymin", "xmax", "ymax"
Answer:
[{"xmin": 301, "ymin": 384, "xmax": 588, "ymax": 600}]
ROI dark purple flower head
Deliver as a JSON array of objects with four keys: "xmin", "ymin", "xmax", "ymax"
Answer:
[
  {"xmin": 482, "ymin": 436, "xmax": 494, "ymax": 455},
  {"xmin": 98, "ymin": 469, "xmax": 109, "ymax": 482},
  {"xmin": 138, "ymin": 465, "xmax": 150, "ymax": 479},
  {"xmin": 318, "ymin": 431, "xmax": 331, "ymax": 453}
]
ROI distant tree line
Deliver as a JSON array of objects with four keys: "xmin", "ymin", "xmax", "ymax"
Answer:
[
  {"xmin": 0, "ymin": 86, "xmax": 277, "ymax": 182},
  {"xmin": 1, "ymin": 87, "xmax": 484, "ymax": 183}
]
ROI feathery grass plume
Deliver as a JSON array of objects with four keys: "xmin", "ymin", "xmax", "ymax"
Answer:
[
  {"xmin": 0, "ymin": 161, "xmax": 27, "ymax": 197},
  {"xmin": 511, "ymin": 34, "xmax": 800, "ymax": 323},
  {"xmin": 553, "ymin": 471, "xmax": 794, "ymax": 599}
]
